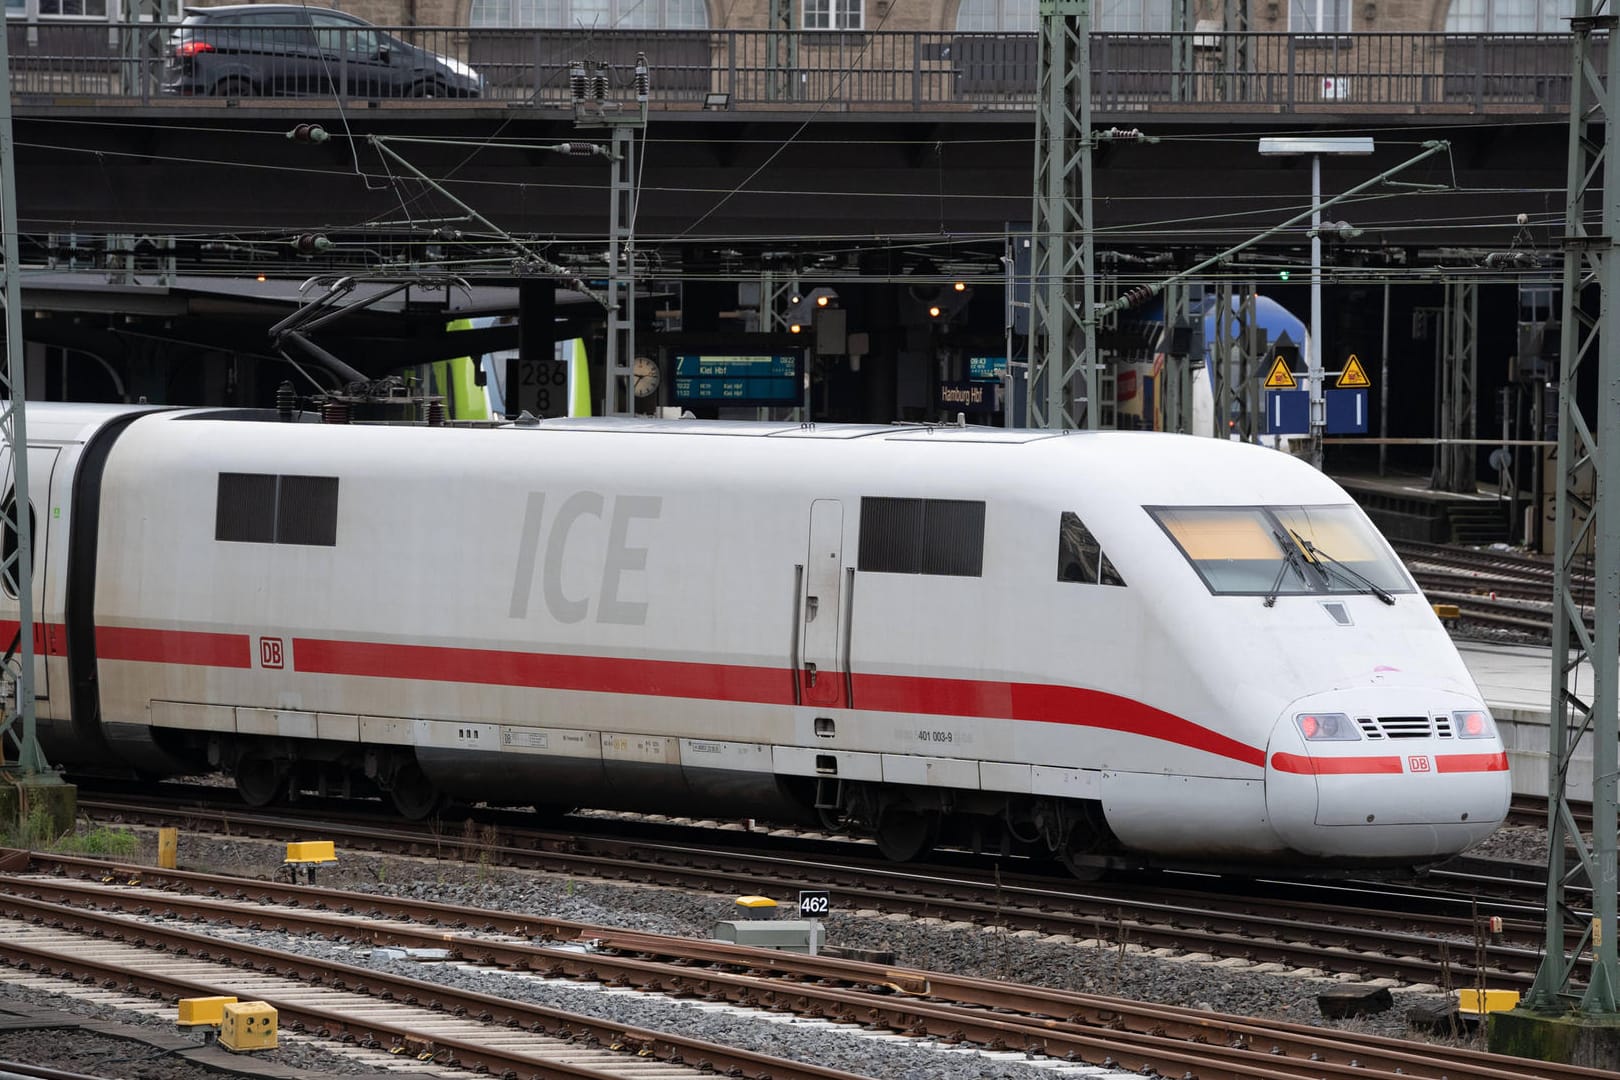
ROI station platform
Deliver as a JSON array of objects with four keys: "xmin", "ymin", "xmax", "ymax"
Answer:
[
  {"xmin": 1333, "ymin": 469, "xmax": 1528, "ymax": 546},
  {"xmin": 1458, "ymin": 640, "xmax": 1588, "ymax": 800}
]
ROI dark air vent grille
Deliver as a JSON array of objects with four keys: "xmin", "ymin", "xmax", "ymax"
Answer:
[
  {"xmin": 858, "ymin": 497, "xmax": 984, "ymax": 577},
  {"xmin": 857, "ymin": 497, "xmax": 923, "ymax": 574},
  {"xmin": 216, "ymin": 472, "xmax": 338, "ymax": 547},
  {"xmin": 276, "ymin": 475, "xmax": 339, "ymax": 546},
  {"xmin": 216, "ymin": 473, "xmax": 278, "ymax": 543},
  {"xmin": 1376, "ymin": 716, "xmax": 1434, "ymax": 739}
]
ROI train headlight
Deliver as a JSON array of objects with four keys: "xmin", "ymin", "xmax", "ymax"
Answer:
[
  {"xmin": 1295, "ymin": 712, "xmax": 1359, "ymax": 742},
  {"xmin": 1453, "ymin": 709, "xmax": 1497, "ymax": 739}
]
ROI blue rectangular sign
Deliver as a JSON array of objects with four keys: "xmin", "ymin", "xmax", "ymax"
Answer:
[
  {"xmin": 1264, "ymin": 390, "xmax": 1309, "ymax": 435},
  {"xmin": 969, "ymin": 355, "xmax": 1007, "ymax": 381},
  {"xmin": 1325, "ymin": 389, "xmax": 1369, "ymax": 434},
  {"xmin": 674, "ymin": 354, "xmax": 797, "ymax": 378},
  {"xmin": 673, "ymin": 353, "xmax": 801, "ymax": 406}
]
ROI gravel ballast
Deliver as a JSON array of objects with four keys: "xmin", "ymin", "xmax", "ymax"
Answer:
[{"xmin": 2, "ymin": 822, "xmax": 1538, "ymax": 1078}]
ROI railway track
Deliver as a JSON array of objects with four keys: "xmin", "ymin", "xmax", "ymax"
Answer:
[
  {"xmin": 0, "ymin": 862, "xmax": 861, "ymax": 1080},
  {"xmin": 69, "ymin": 794, "xmax": 1594, "ymax": 994},
  {"xmin": 1, "ymin": 851, "xmax": 1610, "ymax": 1080},
  {"xmin": 1392, "ymin": 539, "xmax": 1593, "ymax": 639},
  {"xmin": 1507, "ymin": 792, "xmax": 1594, "ymax": 833}
]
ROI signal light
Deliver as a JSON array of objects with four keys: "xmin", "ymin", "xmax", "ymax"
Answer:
[
  {"xmin": 1454, "ymin": 710, "xmax": 1493, "ymax": 739},
  {"xmin": 286, "ymin": 123, "xmax": 329, "ymax": 143},
  {"xmin": 789, "ymin": 324, "xmax": 803, "ymax": 334},
  {"xmin": 256, "ymin": 273, "xmax": 267, "ymax": 282},
  {"xmin": 953, "ymin": 281, "xmax": 966, "ymax": 292},
  {"xmin": 1295, "ymin": 711, "xmax": 1358, "ymax": 742},
  {"xmin": 816, "ymin": 294, "xmax": 829, "ymax": 308},
  {"xmin": 928, "ymin": 305, "xmax": 943, "ymax": 319},
  {"xmin": 1278, "ymin": 269, "xmax": 1291, "ymax": 282}
]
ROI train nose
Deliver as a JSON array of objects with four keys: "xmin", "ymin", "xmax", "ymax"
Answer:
[{"xmin": 1265, "ymin": 693, "xmax": 1511, "ymax": 862}]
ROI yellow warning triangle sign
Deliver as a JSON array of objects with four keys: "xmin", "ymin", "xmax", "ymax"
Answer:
[
  {"xmin": 1264, "ymin": 356, "xmax": 1297, "ymax": 389},
  {"xmin": 1336, "ymin": 354, "xmax": 1371, "ymax": 388}
]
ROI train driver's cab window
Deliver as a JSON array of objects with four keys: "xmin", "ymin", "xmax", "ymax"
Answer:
[
  {"xmin": 1148, "ymin": 504, "xmax": 1414, "ymax": 597},
  {"xmin": 1, "ymin": 490, "xmax": 37, "ymax": 600},
  {"xmin": 1057, "ymin": 511, "xmax": 1124, "ymax": 586}
]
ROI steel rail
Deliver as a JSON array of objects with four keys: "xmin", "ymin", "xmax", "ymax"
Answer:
[
  {"xmin": 0, "ymin": 867, "xmax": 1608, "ymax": 1080},
  {"xmin": 0, "ymin": 889, "xmax": 863, "ymax": 1080},
  {"xmin": 59, "ymin": 797, "xmax": 1567, "ymax": 986}
]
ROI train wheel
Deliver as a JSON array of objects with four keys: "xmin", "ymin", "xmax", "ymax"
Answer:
[
  {"xmin": 389, "ymin": 761, "xmax": 442, "ymax": 820},
  {"xmin": 234, "ymin": 756, "xmax": 286, "ymax": 808},
  {"xmin": 874, "ymin": 809, "xmax": 937, "ymax": 863},
  {"xmin": 532, "ymin": 804, "xmax": 578, "ymax": 825},
  {"xmin": 1058, "ymin": 846, "xmax": 1109, "ymax": 882}
]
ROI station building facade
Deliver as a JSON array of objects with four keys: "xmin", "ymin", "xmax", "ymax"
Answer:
[{"xmin": 0, "ymin": 0, "xmax": 1583, "ymax": 35}]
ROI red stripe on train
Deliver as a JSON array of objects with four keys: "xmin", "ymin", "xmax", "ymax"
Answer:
[
  {"xmin": 96, "ymin": 626, "xmax": 253, "ymax": 668},
  {"xmin": 1271, "ymin": 752, "xmax": 1405, "ymax": 775},
  {"xmin": 1436, "ymin": 752, "xmax": 1509, "ymax": 773},
  {"xmin": 291, "ymin": 637, "xmax": 794, "ymax": 706},
  {"xmin": 1271, "ymin": 751, "xmax": 1508, "ymax": 775},
  {"xmin": 851, "ymin": 671, "xmax": 1267, "ymax": 768},
  {"xmin": 92, "ymin": 626, "xmax": 1268, "ymax": 767},
  {"xmin": 292, "ymin": 637, "xmax": 1267, "ymax": 768},
  {"xmin": 0, "ymin": 619, "xmax": 68, "ymax": 657}
]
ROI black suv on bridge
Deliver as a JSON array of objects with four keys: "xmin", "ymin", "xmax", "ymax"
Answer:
[{"xmin": 163, "ymin": 5, "xmax": 484, "ymax": 99}]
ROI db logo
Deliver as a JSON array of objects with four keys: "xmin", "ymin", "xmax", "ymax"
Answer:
[
  {"xmin": 259, "ymin": 637, "xmax": 285, "ymax": 670},
  {"xmin": 1407, "ymin": 755, "xmax": 1431, "ymax": 773}
]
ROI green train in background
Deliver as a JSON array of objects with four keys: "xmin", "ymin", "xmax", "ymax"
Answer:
[{"xmin": 424, "ymin": 318, "xmax": 592, "ymax": 421}]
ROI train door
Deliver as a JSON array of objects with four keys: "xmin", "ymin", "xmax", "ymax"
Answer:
[
  {"xmin": 0, "ymin": 445, "xmax": 59, "ymax": 703},
  {"xmin": 798, "ymin": 499, "xmax": 846, "ymax": 707}
]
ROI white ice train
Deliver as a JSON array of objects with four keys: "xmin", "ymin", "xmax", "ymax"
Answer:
[{"xmin": 4, "ymin": 404, "xmax": 1509, "ymax": 874}]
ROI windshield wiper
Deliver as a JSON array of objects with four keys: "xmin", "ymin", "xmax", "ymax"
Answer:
[
  {"xmin": 1296, "ymin": 533, "xmax": 1397, "ymax": 605},
  {"xmin": 1264, "ymin": 529, "xmax": 1313, "ymax": 607}
]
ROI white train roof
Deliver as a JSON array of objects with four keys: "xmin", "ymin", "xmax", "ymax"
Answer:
[
  {"xmin": 11, "ymin": 402, "xmax": 169, "ymax": 444},
  {"xmin": 28, "ymin": 404, "xmax": 1349, "ymax": 508},
  {"xmin": 91, "ymin": 408, "xmax": 1341, "ymax": 508}
]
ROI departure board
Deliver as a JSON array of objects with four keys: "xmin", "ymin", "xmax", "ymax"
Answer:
[{"xmin": 672, "ymin": 354, "xmax": 801, "ymax": 406}]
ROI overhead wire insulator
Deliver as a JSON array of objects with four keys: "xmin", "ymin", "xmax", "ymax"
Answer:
[
  {"xmin": 293, "ymin": 234, "xmax": 333, "ymax": 255},
  {"xmin": 569, "ymin": 61, "xmax": 587, "ymax": 103},
  {"xmin": 275, "ymin": 381, "xmax": 298, "ymax": 422},
  {"xmin": 591, "ymin": 61, "xmax": 609, "ymax": 101},
  {"xmin": 286, "ymin": 123, "xmax": 329, "ymax": 143},
  {"xmin": 634, "ymin": 53, "xmax": 650, "ymax": 103},
  {"xmin": 1118, "ymin": 286, "xmax": 1154, "ymax": 309}
]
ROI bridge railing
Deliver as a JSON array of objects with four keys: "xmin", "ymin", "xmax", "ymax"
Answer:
[{"xmin": 2, "ymin": 22, "xmax": 1595, "ymax": 113}]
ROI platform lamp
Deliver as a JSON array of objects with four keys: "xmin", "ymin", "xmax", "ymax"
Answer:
[{"xmin": 1257, "ymin": 136, "xmax": 1374, "ymax": 470}]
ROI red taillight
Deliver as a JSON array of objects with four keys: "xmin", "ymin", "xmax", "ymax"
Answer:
[
  {"xmin": 1300, "ymin": 715, "xmax": 1320, "ymax": 738},
  {"xmin": 176, "ymin": 41, "xmax": 214, "ymax": 58}
]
